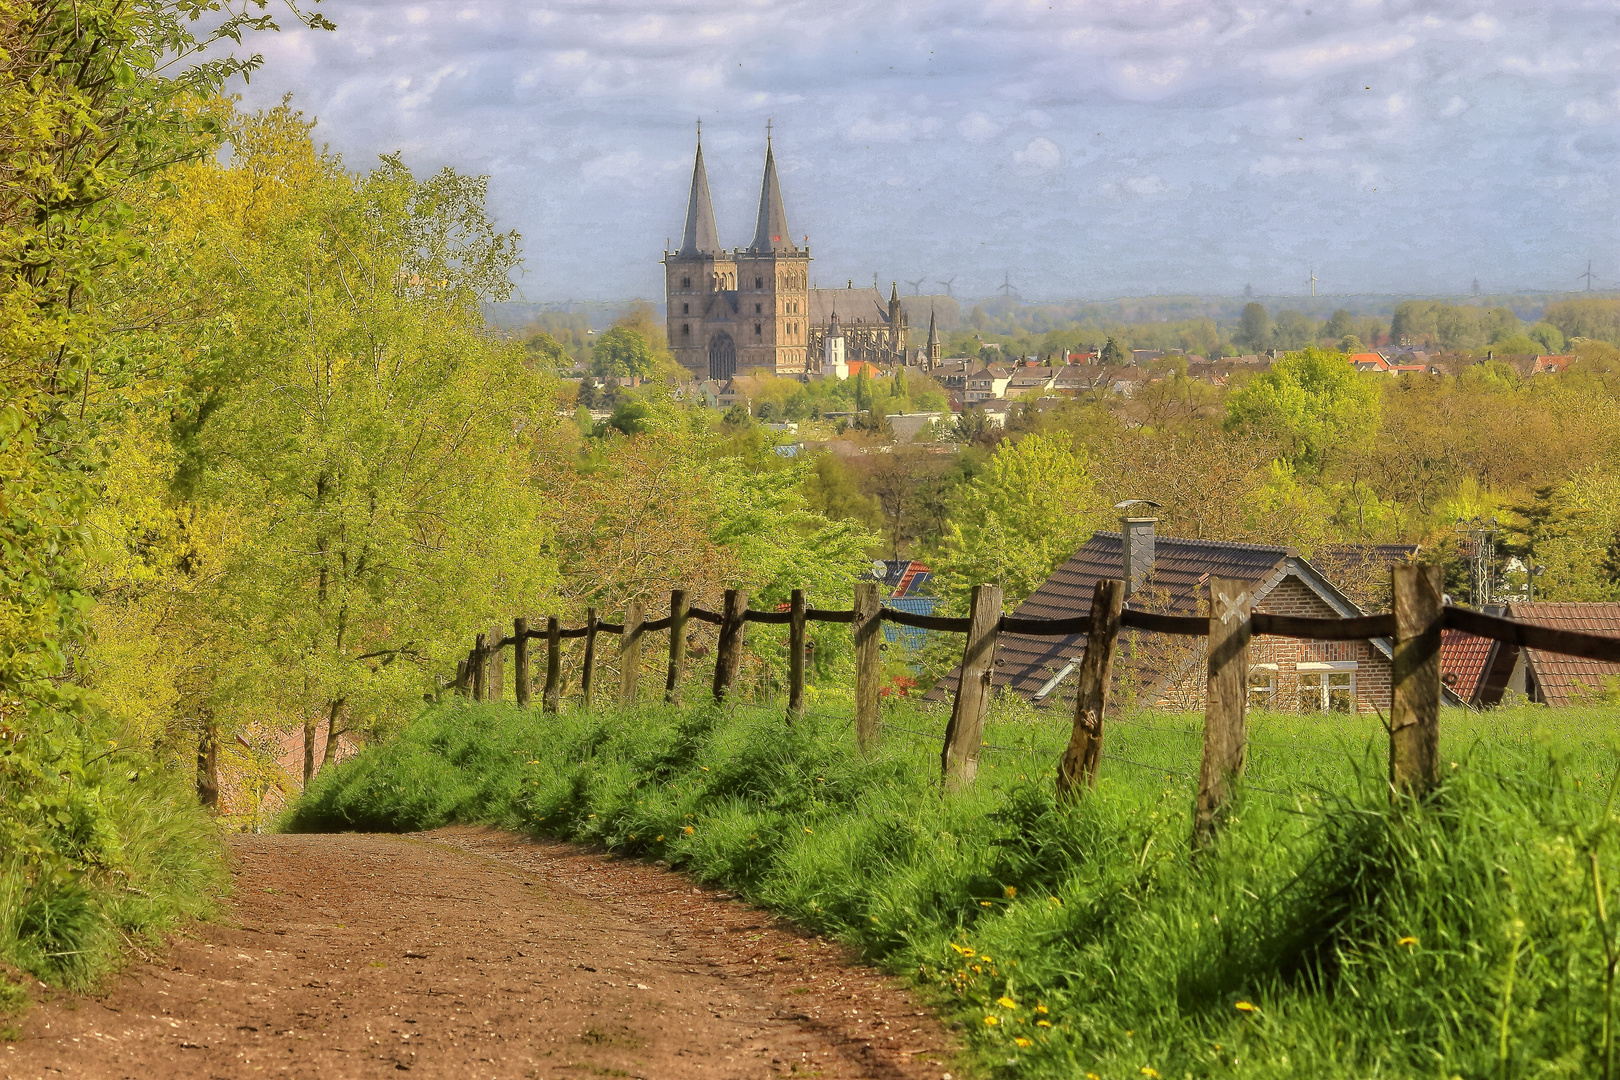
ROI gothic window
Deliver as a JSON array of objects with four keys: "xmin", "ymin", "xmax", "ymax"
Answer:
[
  {"xmin": 755, "ymin": 303, "xmax": 762, "ymax": 314},
  {"xmin": 755, "ymin": 323, "xmax": 762, "ymax": 336},
  {"xmin": 681, "ymin": 324, "xmax": 690, "ymax": 337},
  {"xmin": 682, "ymin": 276, "xmax": 691, "ymax": 288},
  {"xmin": 755, "ymin": 277, "xmax": 763, "ymax": 288},
  {"xmin": 682, "ymin": 302, "xmax": 689, "ymax": 314},
  {"xmin": 708, "ymin": 332, "xmax": 736, "ymax": 381}
]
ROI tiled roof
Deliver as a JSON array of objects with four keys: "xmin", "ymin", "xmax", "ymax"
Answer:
[
  {"xmin": 1440, "ymin": 629, "xmax": 1496, "ymax": 703},
  {"xmin": 1505, "ymin": 602, "xmax": 1620, "ymax": 706}
]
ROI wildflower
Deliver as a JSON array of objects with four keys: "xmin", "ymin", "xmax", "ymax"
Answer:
[
  {"xmin": 983, "ymin": 1016, "xmax": 999, "ymax": 1026},
  {"xmin": 684, "ymin": 826, "xmax": 694, "ymax": 834},
  {"xmin": 997, "ymin": 996, "xmax": 1017, "ymax": 1009},
  {"xmin": 1034, "ymin": 1004, "xmax": 1048, "ymax": 1014},
  {"xmin": 1004, "ymin": 886, "xmax": 1017, "ymax": 899},
  {"xmin": 589, "ymin": 814, "xmax": 596, "ymax": 819},
  {"xmin": 528, "ymin": 759, "xmax": 539, "ymax": 764},
  {"xmin": 1087, "ymin": 1073, "xmax": 1099, "ymax": 1079},
  {"xmin": 1014, "ymin": 1037, "xmax": 1032, "ymax": 1047},
  {"xmin": 1235, "ymin": 1001, "xmax": 1257, "ymax": 1012},
  {"xmin": 804, "ymin": 827, "xmax": 813, "ymax": 834},
  {"xmin": 949, "ymin": 943, "xmax": 975, "ymax": 957},
  {"xmin": 629, "ymin": 834, "xmax": 636, "ymax": 840},
  {"xmin": 700, "ymin": 766, "xmax": 709, "ymax": 772},
  {"xmin": 1398, "ymin": 936, "xmax": 1418, "ymax": 947},
  {"xmin": 655, "ymin": 835, "xmax": 664, "ymax": 841},
  {"xmin": 980, "ymin": 901, "xmax": 992, "ymax": 907},
  {"xmin": 1141, "ymin": 1069, "xmax": 1161, "ymax": 1079},
  {"xmin": 1036, "ymin": 1020, "xmax": 1052, "ymax": 1028}
]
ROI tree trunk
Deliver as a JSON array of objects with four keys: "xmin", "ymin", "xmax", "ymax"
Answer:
[
  {"xmin": 303, "ymin": 716, "xmax": 316, "ymax": 788},
  {"xmin": 320, "ymin": 699, "xmax": 343, "ymax": 772},
  {"xmin": 196, "ymin": 714, "xmax": 219, "ymax": 812}
]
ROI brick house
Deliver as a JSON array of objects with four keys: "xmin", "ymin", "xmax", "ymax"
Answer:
[
  {"xmin": 931, "ymin": 518, "xmax": 1414, "ymax": 715},
  {"xmin": 1443, "ymin": 602, "xmax": 1620, "ymax": 706}
]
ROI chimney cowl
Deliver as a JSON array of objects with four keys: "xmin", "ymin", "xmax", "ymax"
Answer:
[{"xmin": 1121, "ymin": 517, "xmax": 1157, "ymax": 598}]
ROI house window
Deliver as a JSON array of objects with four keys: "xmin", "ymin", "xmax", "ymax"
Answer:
[
  {"xmin": 1297, "ymin": 662, "xmax": 1357, "ymax": 713},
  {"xmin": 1248, "ymin": 664, "xmax": 1277, "ymax": 710},
  {"xmin": 755, "ymin": 303, "xmax": 762, "ymax": 314},
  {"xmin": 682, "ymin": 302, "xmax": 689, "ymax": 314},
  {"xmin": 755, "ymin": 322, "xmax": 763, "ymax": 336},
  {"xmin": 682, "ymin": 276, "xmax": 691, "ymax": 288},
  {"xmin": 755, "ymin": 277, "xmax": 763, "ymax": 288},
  {"xmin": 681, "ymin": 324, "xmax": 690, "ymax": 336}
]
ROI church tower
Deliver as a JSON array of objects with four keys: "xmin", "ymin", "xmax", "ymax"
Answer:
[
  {"xmin": 665, "ymin": 126, "xmax": 738, "ymax": 378},
  {"xmin": 734, "ymin": 131, "xmax": 812, "ymax": 375},
  {"xmin": 924, "ymin": 308, "xmax": 940, "ymax": 370}
]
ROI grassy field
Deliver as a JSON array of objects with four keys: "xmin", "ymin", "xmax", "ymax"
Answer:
[{"xmin": 289, "ymin": 693, "xmax": 1620, "ymax": 1079}]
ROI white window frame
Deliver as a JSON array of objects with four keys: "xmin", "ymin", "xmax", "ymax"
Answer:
[
  {"xmin": 1296, "ymin": 661, "xmax": 1358, "ymax": 713},
  {"xmin": 1247, "ymin": 663, "xmax": 1278, "ymax": 709}
]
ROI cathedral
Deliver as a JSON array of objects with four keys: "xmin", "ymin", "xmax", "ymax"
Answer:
[{"xmin": 663, "ymin": 130, "xmax": 912, "ymax": 381}]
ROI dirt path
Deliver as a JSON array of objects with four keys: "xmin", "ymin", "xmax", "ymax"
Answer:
[{"xmin": 4, "ymin": 828, "xmax": 963, "ymax": 1080}]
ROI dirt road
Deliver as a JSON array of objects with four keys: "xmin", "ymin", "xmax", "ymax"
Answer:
[{"xmin": 4, "ymin": 828, "xmax": 962, "ymax": 1079}]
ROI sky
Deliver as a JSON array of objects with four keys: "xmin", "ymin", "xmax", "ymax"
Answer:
[{"xmin": 236, "ymin": 1, "xmax": 1620, "ymax": 303}]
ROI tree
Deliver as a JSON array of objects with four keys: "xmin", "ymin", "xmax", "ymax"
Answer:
[
  {"xmin": 591, "ymin": 326, "xmax": 657, "ymax": 379},
  {"xmin": 932, "ymin": 433, "xmax": 1098, "ymax": 611},
  {"xmin": 1271, "ymin": 310, "xmax": 1318, "ymax": 351},
  {"xmin": 1224, "ymin": 347, "xmax": 1381, "ymax": 474},
  {"xmin": 1099, "ymin": 336, "xmax": 1127, "ymax": 365},
  {"xmin": 1237, "ymin": 303, "xmax": 1272, "ymax": 351}
]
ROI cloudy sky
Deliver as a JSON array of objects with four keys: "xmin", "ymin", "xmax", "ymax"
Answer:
[{"xmin": 238, "ymin": 1, "xmax": 1620, "ymax": 302}]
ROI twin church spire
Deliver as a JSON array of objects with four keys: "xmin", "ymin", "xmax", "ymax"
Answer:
[{"xmin": 678, "ymin": 125, "xmax": 796, "ymax": 256}]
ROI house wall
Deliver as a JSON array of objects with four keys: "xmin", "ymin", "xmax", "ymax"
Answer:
[{"xmin": 1152, "ymin": 576, "xmax": 1393, "ymax": 714}]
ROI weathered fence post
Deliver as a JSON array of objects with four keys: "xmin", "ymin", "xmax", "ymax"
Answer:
[
  {"xmin": 473, "ymin": 633, "xmax": 488, "ymax": 701},
  {"xmin": 853, "ymin": 582, "xmax": 883, "ymax": 751},
  {"xmin": 455, "ymin": 659, "xmax": 469, "ymax": 697},
  {"xmin": 665, "ymin": 590, "xmax": 688, "ymax": 705},
  {"xmin": 543, "ymin": 616, "xmax": 562, "ymax": 714},
  {"xmin": 1194, "ymin": 577, "xmax": 1252, "ymax": 848},
  {"xmin": 513, "ymin": 617, "xmax": 530, "ymax": 706},
  {"xmin": 581, "ymin": 607, "xmax": 599, "ymax": 709},
  {"xmin": 619, "ymin": 601, "xmax": 645, "ymax": 707},
  {"xmin": 488, "ymin": 622, "xmax": 505, "ymax": 702},
  {"xmin": 941, "ymin": 584, "xmax": 1003, "ymax": 792},
  {"xmin": 787, "ymin": 588, "xmax": 807, "ymax": 722},
  {"xmin": 1390, "ymin": 563, "xmax": 1443, "ymax": 798},
  {"xmin": 712, "ymin": 588, "xmax": 748, "ymax": 702},
  {"xmin": 1056, "ymin": 579, "xmax": 1125, "ymax": 802}
]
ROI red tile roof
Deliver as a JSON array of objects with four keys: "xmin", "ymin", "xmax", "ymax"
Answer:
[
  {"xmin": 1440, "ymin": 628, "xmax": 1495, "ymax": 703},
  {"xmin": 1505, "ymin": 602, "xmax": 1620, "ymax": 706},
  {"xmin": 1349, "ymin": 352, "xmax": 1389, "ymax": 370}
]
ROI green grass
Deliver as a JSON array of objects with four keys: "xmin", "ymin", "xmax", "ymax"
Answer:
[
  {"xmin": 288, "ymin": 694, "xmax": 1620, "ymax": 1079},
  {"xmin": 0, "ymin": 725, "xmax": 226, "ymax": 1010}
]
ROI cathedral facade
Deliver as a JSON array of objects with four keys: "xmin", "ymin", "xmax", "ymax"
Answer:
[{"xmin": 664, "ymin": 131, "xmax": 908, "ymax": 380}]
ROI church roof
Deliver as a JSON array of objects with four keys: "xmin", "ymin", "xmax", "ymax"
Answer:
[
  {"xmin": 926, "ymin": 309, "xmax": 939, "ymax": 348},
  {"xmin": 749, "ymin": 140, "xmax": 797, "ymax": 253},
  {"xmin": 679, "ymin": 135, "xmax": 721, "ymax": 256},
  {"xmin": 808, "ymin": 287, "xmax": 889, "ymax": 326}
]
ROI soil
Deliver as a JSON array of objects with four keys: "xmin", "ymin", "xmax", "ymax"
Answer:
[{"xmin": 4, "ymin": 827, "xmax": 965, "ymax": 1080}]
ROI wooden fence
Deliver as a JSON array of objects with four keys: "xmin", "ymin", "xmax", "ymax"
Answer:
[{"xmin": 452, "ymin": 566, "xmax": 1620, "ymax": 844}]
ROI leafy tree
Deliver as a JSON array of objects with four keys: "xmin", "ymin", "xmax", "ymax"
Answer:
[
  {"xmin": 591, "ymin": 325, "xmax": 657, "ymax": 379},
  {"xmin": 1224, "ymin": 347, "xmax": 1381, "ymax": 474},
  {"xmin": 802, "ymin": 454, "xmax": 883, "ymax": 532},
  {"xmin": 1271, "ymin": 310, "xmax": 1318, "ymax": 351},
  {"xmin": 932, "ymin": 433, "xmax": 1098, "ymax": 611},
  {"xmin": 1236, "ymin": 303, "xmax": 1272, "ymax": 351},
  {"xmin": 1323, "ymin": 309, "xmax": 1356, "ymax": 341},
  {"xmin": 524, "ymin": 331, "xmax": 570, "ymax": 368},
  {"xmin": 1099, "ymin": 336, "xmax": 1127, "ymax": 365}
]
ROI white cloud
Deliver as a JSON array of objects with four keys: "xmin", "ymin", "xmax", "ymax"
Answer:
[
  {"xmin": 958, "ymin": 111, "xmax": 1000, "ymax": 142},
  {"xmin": 1013, "ymin": 137, "xmax": 1062, "ymax": 173},
  {"xmin": 1441, "ymin": 96, "xmax": 1468, "ymax": 118}
]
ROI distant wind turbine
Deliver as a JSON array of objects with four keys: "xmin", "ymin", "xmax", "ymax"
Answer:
[
  {"xmin": 935, "ymin": 275, "xmax": 956, "ymax": 298},
  {"xmin": 998, "ymin": 271, "xmax": 1019, "ymax": 300},
  {"xmin": 1581, "ymin": 259, "xmax": 1599, "ymax": 291},
  {"xmin": 905, "ymin": 276, "xmax": 928, "ymax": 295},
  {"xmin": 1307, "ymin": 266, "xmax": 1319, "ymax": 297}
]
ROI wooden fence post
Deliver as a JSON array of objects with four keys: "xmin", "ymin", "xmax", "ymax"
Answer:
[
  {"xmin": 1391, "ymin": 563, "xmax": 1443, "ymax": 798},
  {"xmin": 712, "ymin": 588, "xmax": 748, "ymax": 702},
  {"xmin": 665, "ymin": 591, "xmax": 688, "ymax": 705},
  {"xmin": 1194, "ymin": 577, "xmax": 1253, "ymax": 848},
  {"xmin": 1056, "ymin": 579, "xmax": 1125, "ymax": 802},
  {"xmin": 455, "ymin": 659, "xmax": 468, "ymax": 697},
  {"xmin": 581, "ymin": 607, "xmax": 599, "ymax": 710},
  {"xmin": 472, "ymin": 633, "xmax": 488, "ymax": 701},
  {"xmin": 543, "ymin": 616, "xmax": 562, "ymax": 714},
  {"xmin": 787, "ymin": 589, "xmax": 807, "ymax": 721},
  {"xmin": 619, "ymin": 601, "xmax": 645, "ymax": 707},
  {"xmin": 513, "ymin": 617, "xmax": 530, "ymax": 706},
  {"xmin": 488, "ymin": 622, "xmax": 505, "ymax": 702},
  {"xmin": 853, "ymin": 582, "xmax": 883, "ymax": 751},
  {"xmin": 941, "ymin": 584, "xmax": 1002, "ymax": 793}
]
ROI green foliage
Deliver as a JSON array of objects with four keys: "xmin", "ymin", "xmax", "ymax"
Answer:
[
  {"xmin": 933, "ymin": 433, "xmax": 1098, "ymax": 611},
  {"xmin": 1225, "ymin": 346, "xmax": 1381, "ymax": 473},
  {"xmin": 1236, "ymin": 302, "xmax": 1272, "ymax": 350},
  {"xmin": 591, "ymin": 325, "xmax": 657, "ymax": 379},
  {"xmin": 1545, "ymin": 298, "xmax": 1620, "ymax": 346},
  {"xmin": 1098, "ymin": 337, "xmax": 1126, "ymax": 365},
  {"xmin": 290, "ymin": 699, "xmax": 1620, "ymax": 1079}
]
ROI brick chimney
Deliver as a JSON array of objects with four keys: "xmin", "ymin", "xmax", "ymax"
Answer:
[{"xmin": 1121, "ymin": 516, "xmax": 1157, "ymax": 598}]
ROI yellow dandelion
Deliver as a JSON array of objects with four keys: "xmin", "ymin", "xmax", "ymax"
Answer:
[
  {"xmin": 980, "ymin": 954, "xmax": 992, "ymax": 962},
  {"xmin": 1034, "ymin": 1004, "xmax": 1048, "ymax": 1014},
  {"xmin": 949, "ymin": 943, "xmax": 974, "ymax": 956},
  {"xmin": 1087, "ymin": 1073, "xmax": 1099, "ymax": 1079},
  {"xmin": 1235, "ymin": 1001, "xmax": 1257, "ymax": 1012},
  {"xmin": 655, "ymin": 834, "xmax": 664, "ymax": 841},
  {"xmin": 1141, "ymin": 1069, "xmax": 1161, "ymax": 1079},
  {"xmin": 629, "ymin": 834, "xmax": 636, "ymax": 840},
  {"xmin": 528, "ymin": 759, "xmax": 539, "ymax": 764},
  {"xmin": 997, "ymin": 996, "xmax": 1017, "ymax": 1009},
  {"xmin": 1014, "ymin": 1037, "xmax": 1032, "ymax": 1047},
  {"xmin": 1004, "ymin": 885, "xmax": 1017, "ymax": 899},
  {"xmin": 980, "ymin": 901, "xmax": 992, "ymax": 907},
  {"xmin": 1037, "ymin": 1020, "xmax": 1052, "ymax": 1028},
  {"xmin": 1397, "ymin": 936, "xmax": 1418, "ymax": 947},
  {"xmin": 683, "ymin": 825, "xmax": 694, "ymax": 834},
  {"xmin": 589, "ymin": 814, "xmax": 596, "ymax": 818},
  {"xmin": 700, "ymin": 766, "xmax": 709, "ymax": 771},
  {"xmin": 804, "ymin": 827, "xmax": 813, "ymax": 834},
  {"xmin": 983, "ymin": 1016, "xmax": 999, "ymax": 1026}
]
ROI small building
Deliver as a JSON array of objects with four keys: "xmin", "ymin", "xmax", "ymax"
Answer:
[
  {"xmin": 887, "ymin": 412, "xmax": 945, "ymax": 443},
  {"xmin": 1004, "ymin": 367, "xmax": 1059, "ymax": 399},
  {"xmin": 1444, "ymin": 602, "xmax": 1620, "ymax": 706},
  {"xmin": 1532, "ymin": 354, "xmax": 1574, "ymax": 375},
  {"xmin": 930, "ymin": 518, "xmax": 1402, "ymax": 714},
  {"xmin": 880, "ymin": 560, "xmax": 937, "ymax": 650},
  {"xmin": 965, "ymin": 365, "xmax": 1012, "ymax": 403}
]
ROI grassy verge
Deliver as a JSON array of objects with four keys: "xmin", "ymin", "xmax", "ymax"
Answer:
[
  {"xmin": 0, "ymin": 724, "xmax": 225, "ymax": 1023},
  {"xmin": 289, "ymin": 695, "xmax": 1620, "ymax": 1079}
]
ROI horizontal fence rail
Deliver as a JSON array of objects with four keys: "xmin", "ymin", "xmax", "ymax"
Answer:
[{"xmin": 454, "ymin": 569, "xmax": 1620, "ymax": 849}]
